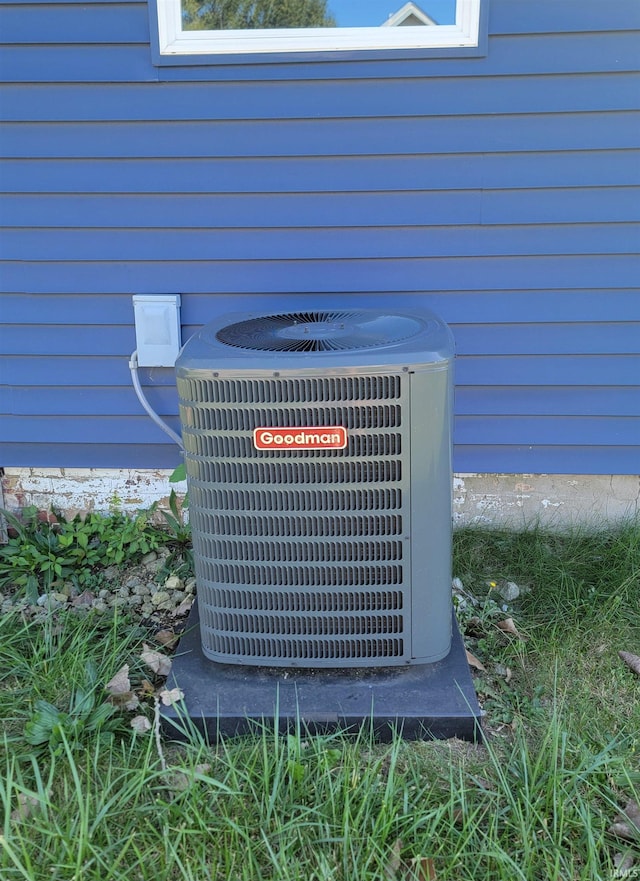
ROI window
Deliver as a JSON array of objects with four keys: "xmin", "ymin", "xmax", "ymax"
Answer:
[{"xmin": 155, "ymin": 0, "xmax": 482, "ymax": 57}]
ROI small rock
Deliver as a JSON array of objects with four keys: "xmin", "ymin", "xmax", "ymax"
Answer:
[
  {"xmin": 72, "ymin": 590, "xmax": 95, "ymax": 607},
  {"xmin": 127, "ymin": 595, "xmax": 143, "ymax": 607},
  {"xmin": 102, "ymin": 567, "xmax": 119, "ymax": 582},
  {"xmin": 151, "ymin": 590, "xmax": 171, "ymax": 607},
  {"xmin": 133, "ymin": 584, "xmax": 150, "ymax": 596},
  {"xmin": 52, "ymin": 592, "xmax": 69, "ymax": 605},
  {"xmin": 117, "ymin": 586, "xmax": 130, "ymax": 598},
  {"xmin": 125, "ymin": 576, "xmax": 142, "ymax": 590},
  {"xmin": 164, "ymin": 575, "xmax": 183, "ymax": 592},
  {"xmin": 184, "ymin": 578, "xmax": 196, "ymax": 594},
  {"xmin": 98, "ymin": 589, "xmax": 110, "ymax": 600},
  {"xmin": 37, "ymin": 593, "xmax": 61, "ymax": 610},
  {"xmin": 452, "ymin": 577, "xmax": 464, "ymax": 592},
  {"xmin": 498, "ymin": 581, "xmax": 520, "ymax": 602},
  {"xmin": 92, "ymin": 599, "xmax": 108, "ymax": 613},
  {"xmin": 171, "ymin": 591, "xmax": 185, "ymax": 604},
  {"xmin": 141, "ymin": 551, "xmax": 158, "ymax": 565},
  {"xmin": 145, "ymin": 560, "xmax": 163, "ymax": 575}
]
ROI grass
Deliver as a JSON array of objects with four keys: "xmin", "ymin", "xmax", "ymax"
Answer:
[{"xmin": 1, "ymin": 521, "xmax": 640, "ymax": 880}]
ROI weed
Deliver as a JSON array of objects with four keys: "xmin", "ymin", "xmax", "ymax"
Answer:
[{"xmin": 0, "ymin": 507, "xmax": 170, "ymax": 601}]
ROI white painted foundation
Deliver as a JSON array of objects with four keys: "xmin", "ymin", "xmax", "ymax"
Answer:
[
  {"xmin": 453, "ymin": 473, "xmax": 640, "ymax": 528},
  {"xmin": 1, "ymin": 468, "xmax": 187, "ymax": 520},
  {"xmin": 1, "ymin": 468, "xmax": 638, "ymax": 528}
]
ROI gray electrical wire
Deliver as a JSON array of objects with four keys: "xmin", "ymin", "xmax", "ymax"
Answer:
[{"xmin": 128, "ymin": 350, "xmax": 185, "ymax": 451}]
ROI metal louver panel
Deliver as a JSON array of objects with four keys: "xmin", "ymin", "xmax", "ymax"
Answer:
[{"xmin": 178, "ymin": 371, "xmax": 411, "ymax": 667}]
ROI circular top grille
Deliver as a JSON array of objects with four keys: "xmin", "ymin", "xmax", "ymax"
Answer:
[{"xmin": 216, "ymin": 311, "xmax": 426, "ymax": 353}]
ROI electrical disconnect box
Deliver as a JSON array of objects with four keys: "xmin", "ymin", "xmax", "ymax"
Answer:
[{"xmin": 132, "ymin": 295, "xmax": 182, "ymax": 367}]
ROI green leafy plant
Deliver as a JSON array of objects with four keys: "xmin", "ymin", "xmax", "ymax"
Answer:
[
  {"xmin": 161, "ymin": 489, "xmax": 190, "ymax": 545},
  {"xmin": 158, "ymin": 464, "xmax": 193, "ymax": 580},
  {"xmin": 168, "ymin": 462, "xmax": 188, "ymax": 509},
  {"xmin": 24, "ymin": 664, "xmax": 119, "ymax": 754},
  {"xmin": 0, "ymin": 506, "xmax": 168, "ymax": 601}
]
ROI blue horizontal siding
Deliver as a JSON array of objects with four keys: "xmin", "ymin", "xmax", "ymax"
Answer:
[
  {"xmin": 0, "ymin": 385, "xmax": 179, "ymax": 416},
  {"xmin": 1, "ymin": 0, "xmax": 639, "ymax": 475},
  {"xmin": 454, "ymin": 447, "xmax": 640, "ymax": 475},
  {"xmin": 455, "ymin": 387, "xmax": 640, "ymax": 418},
  {"xmin": 2, "ymin": 151, "xmax": 640, "ymax": 193},
  {"xmin": 1, "ymin": 3, "xmax": 148, "ymax": 42},
  {"xmin": 1, "ymin": 414, "xmax": 182, "ymax": 444},
  {"xmin": 489, "ymin": 0, "xmax": 640, "ymax": 34},
  {"xmin": 3, "ymin": 74, "xmax": 640, "ymax": 121},
  {"xmin": 3, "ymin": 256, "xmax": 638, "ymax": 294},
  {"xmin": 3, "ymin": 225, "xmax": 638, "ymax": 261},
  {"xmin": 4, "ymin": 322, "xmax": 640, "ymax": 357},
  {"xmin": 455, "ymin": 416, "xmax": 640, "ymax": 446},
  {"xmin": 4, "ymin": 292, "xmax": 640, "ymax": 325},
  {"xmin": 5, "ymin": 190, "xmax": 639, "ymax": 227},
  {"xmin": 5, "ymin": 113, "xmax": 639, "ymax": 158},
  {"xmin": 0, "ymin": 443, "xmax": 184, "ymax": 469},
  {"xmin": 455, "ymin": 356, "xmax": 640, "ymax": 387}
]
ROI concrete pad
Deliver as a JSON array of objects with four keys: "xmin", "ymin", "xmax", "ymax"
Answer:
[{"xmin": 161, "ymin": 601, "xmax": 482, "ymax": 742}]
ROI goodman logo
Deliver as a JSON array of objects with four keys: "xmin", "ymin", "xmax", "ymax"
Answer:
[{"xmin": 254, "ymin": 426, "xmax": 347, "ymax": 451}]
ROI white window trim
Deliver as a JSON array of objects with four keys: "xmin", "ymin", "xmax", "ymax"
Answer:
[{"xmin": 156, "ymin": 0, "xmax": 481, "ymax": 56}]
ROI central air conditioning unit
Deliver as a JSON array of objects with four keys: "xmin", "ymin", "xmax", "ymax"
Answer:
[{"xmin": 175, "ymin": 307, "xmax": 455, "ymax": 669}]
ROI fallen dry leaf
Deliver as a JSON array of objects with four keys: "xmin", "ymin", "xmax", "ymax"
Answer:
[
  {"xmin": 11, "ymin": 792, "xmax": 42, "ymax": 823},
  {"xmin": 384, "ymin": 838, "xmax": 403, "ymax": 880},
  {"xmin": 140, "ymin": 678, "xmax": 156, "ymax": 696},
  {"xmin": 619, "ymin": 651, "xmax": 640, "ymax": 677},
  {"xmin": 105, "ymin": 664, "xmax": 140, "ymax": 711},
  {"xmin": 172, "ymin": 597, "xmax": 193, "ymax": 617},
  {"xmin": 466, "ymin": 649, "xmax": 486, "ymax": 672},
  {"xmin": 406, "ymin": 856, "xmax": 437, "ymax": 881},
  {"xmin": 141, "ymin": 643, "xmax": 172, "ymax": 677},
  {"xmin": 496, "ymin": 617, "xmax": 525, "ymax": 640},
  {"xmin": 130, "ymin": 715, "xmax": 152, "ymax": 733},
  {"xmin": 155, "ymin": 629, "xmax": 178, "ymax": 647},
  {"xmin": 109, "ymin": 691, "xmax": 140, "ymax": 711},
  {"xmin": 105, "ymin": 665, "xmax": 131, "ymax": 694},
  {"xmin": 609, "ymin": 799, "xmax": 640, "ymax": 842},
  {"xmin": 168, "ymin": 763, "xmax": 213, "ymax": 792},
  {"xmin": 495, "ymin": 663, "xmax": 513, "ymax": 684},
  {"xmin": 614, "ymin": 852, "xmax": 636, "ymax": 873},
  {"xmin": 159, "ymin": 687, "xmax": 184, "ymax": 707}
]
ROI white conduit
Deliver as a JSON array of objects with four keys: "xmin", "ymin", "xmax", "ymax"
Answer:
[{"xmin": 128, "ymin": 350, "xmax": 185, "ymax": 451}]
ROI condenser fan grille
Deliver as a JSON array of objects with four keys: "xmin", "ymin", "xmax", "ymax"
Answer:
[{"xmin": 215, "ymin": 311, "xmax": 425, "ymax": 353}]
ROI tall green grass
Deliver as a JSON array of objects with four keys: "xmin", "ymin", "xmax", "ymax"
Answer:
[{"xmin": 1, "ymin": 522, "xmax": 639, "ymax": 880}]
